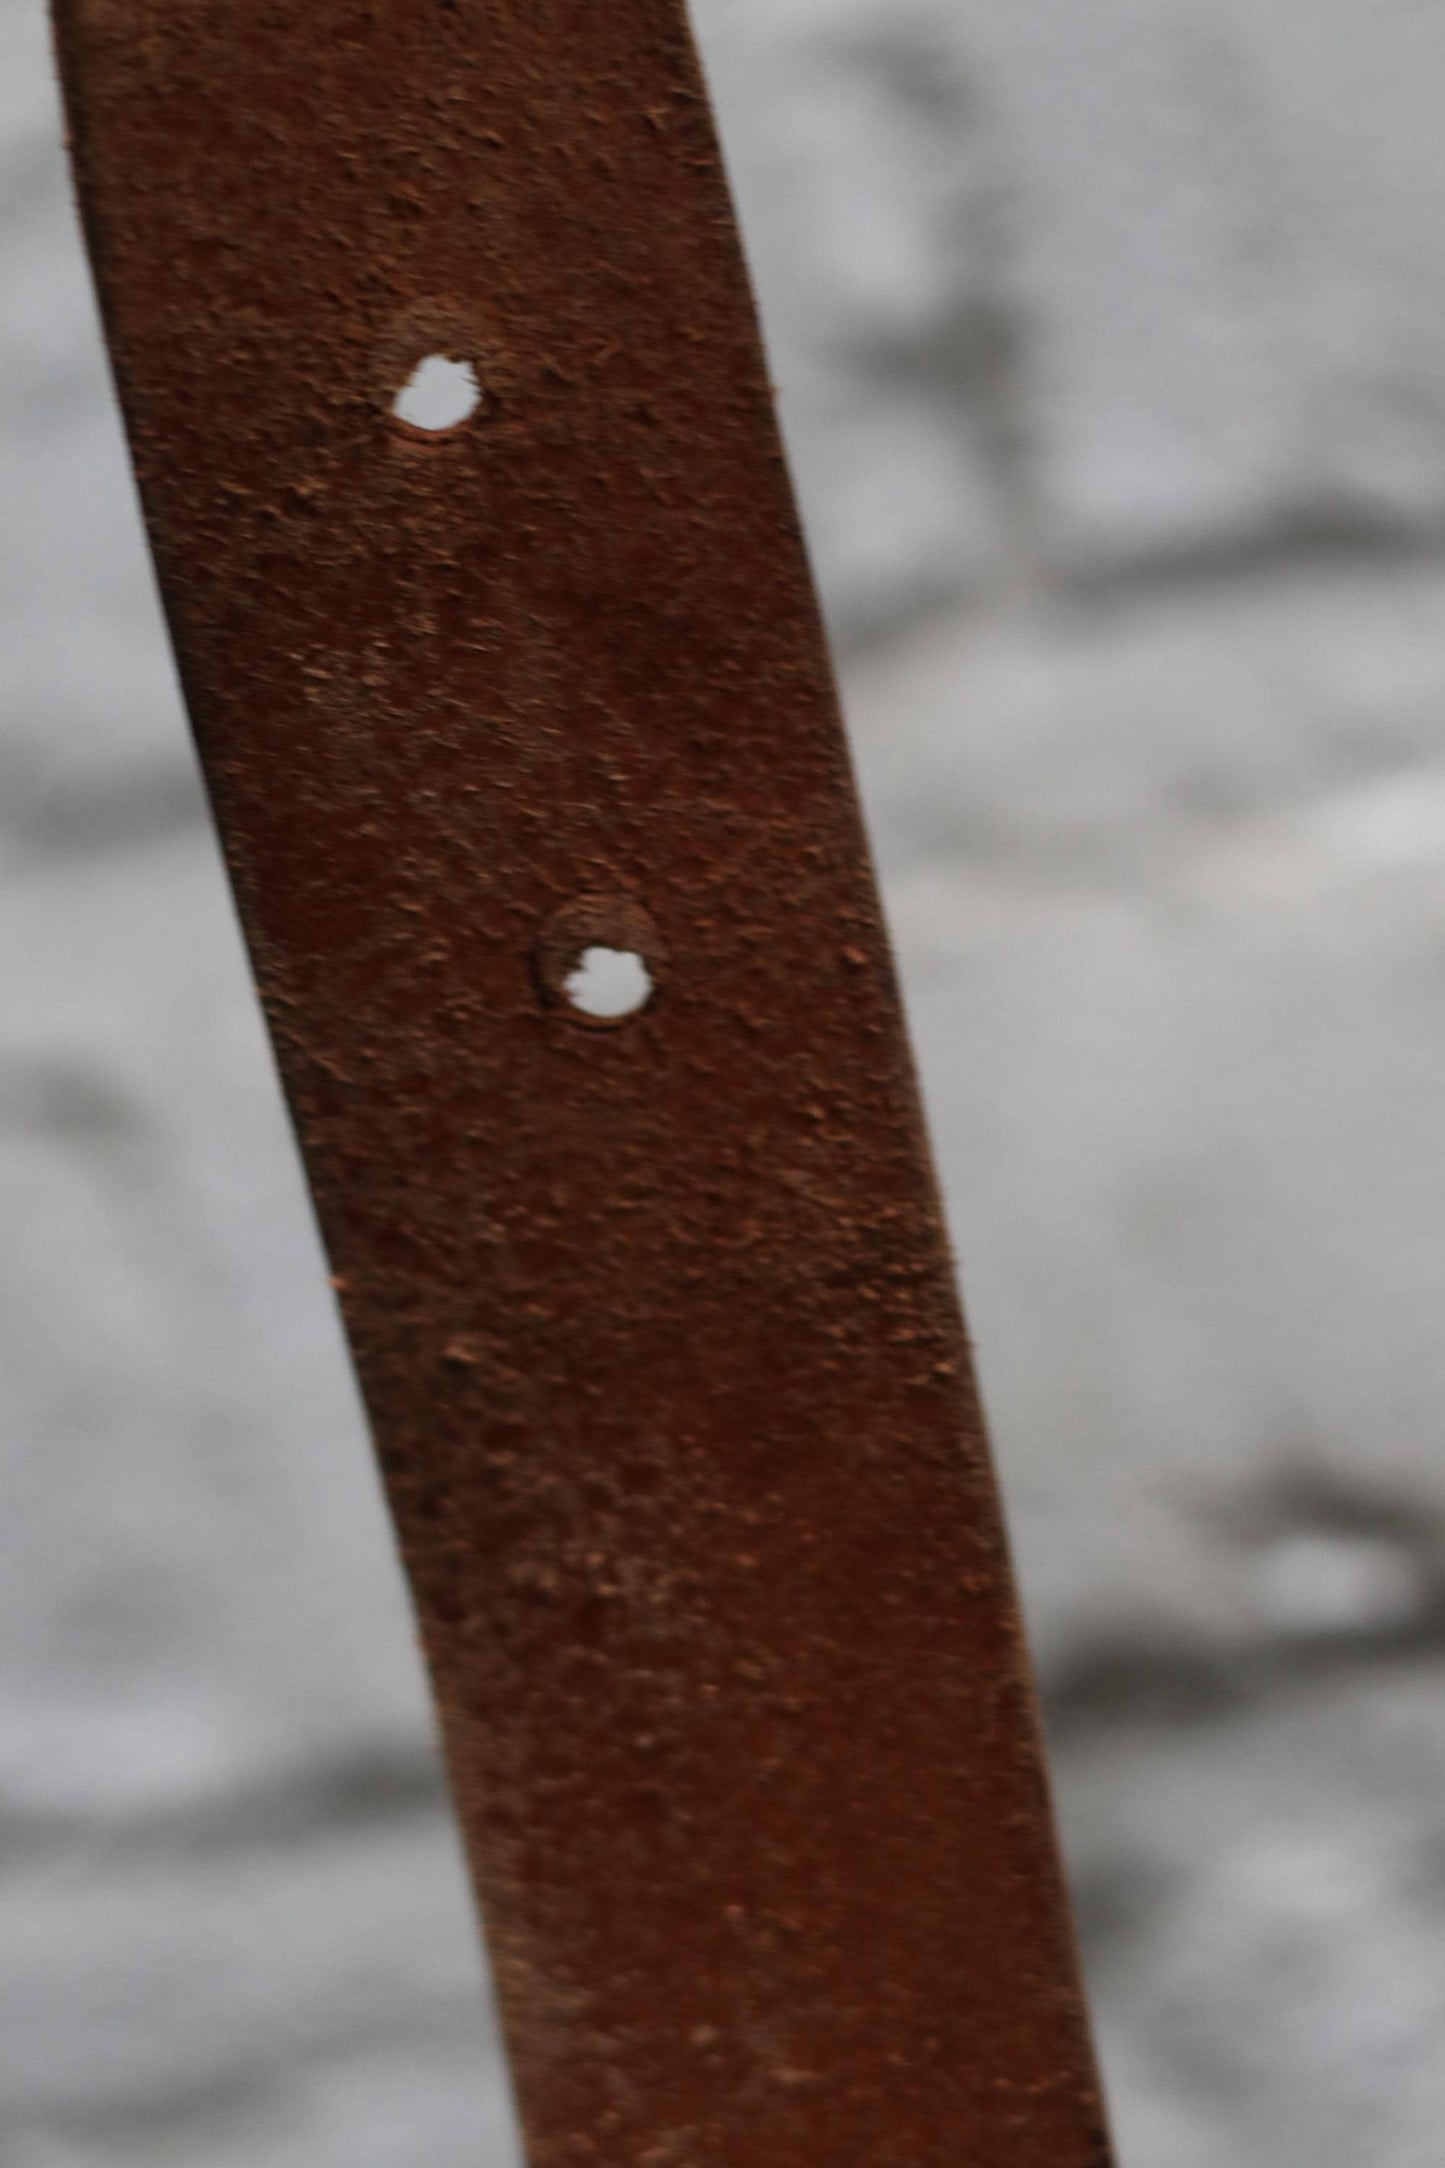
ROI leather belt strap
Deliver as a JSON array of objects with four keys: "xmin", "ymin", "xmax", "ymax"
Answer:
[{"xmin": 53, "ymin": 4, "xmax": 1111, "ymax": 2161}]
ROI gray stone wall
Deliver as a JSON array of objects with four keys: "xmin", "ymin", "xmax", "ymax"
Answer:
[{"xmin": 5, "ymin": 0, "xmax": 1445, "ymax": 2160}]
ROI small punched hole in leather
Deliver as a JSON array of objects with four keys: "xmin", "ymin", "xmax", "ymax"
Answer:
[
  {"xmin": 536, "ymin": 898, "xmax": 663, "ymax": 1030},
  {"xmin": 391, "ymin": 352, "xmax": 481, "ymax": 435},
  {"xmin": 564, "ymin": 947, "xmax": 653, "ymax": 1021}
]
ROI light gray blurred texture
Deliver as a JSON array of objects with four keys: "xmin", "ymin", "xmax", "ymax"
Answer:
[{"xmin": 5, "ymin": 0, "xmax": 1445, "ymax": 2160}]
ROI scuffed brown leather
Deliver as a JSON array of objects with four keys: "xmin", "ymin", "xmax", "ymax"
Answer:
[{"xmin": 53, "ymin": 3, "xmax": 1112, "ymax": 2161}]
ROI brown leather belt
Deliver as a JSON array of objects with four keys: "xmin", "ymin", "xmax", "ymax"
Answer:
[{"xmin": 53, "ymin": 4, "xmax": 1111, "ymax": 2160}]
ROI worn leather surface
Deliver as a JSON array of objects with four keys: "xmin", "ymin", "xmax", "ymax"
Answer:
[{"xmin": 53, "ymin": 4, "xmax": 1109, "ymax": 2161}]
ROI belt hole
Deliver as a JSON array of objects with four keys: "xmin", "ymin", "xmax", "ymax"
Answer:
[
  {"xmin": 536, "ymin": 897, "xmax": 664, "ymax": 1031},
  {"xmin": 564, "ymin": 947, "xmax": 654, "ymax": 1023},
  {"xmin": 390, "ymin": 352, "xmax": 482, "ymax": 436}
]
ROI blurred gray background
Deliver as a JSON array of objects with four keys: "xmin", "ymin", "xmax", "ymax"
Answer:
[{"xmin": 5, "ymin": 0, "xmax": 1445, "ymax": 2160}]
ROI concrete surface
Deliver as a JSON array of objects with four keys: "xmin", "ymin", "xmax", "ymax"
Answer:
[{"xmin": 4, "ymin": 0, "xmax": 1445, "ymax": 2160}]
